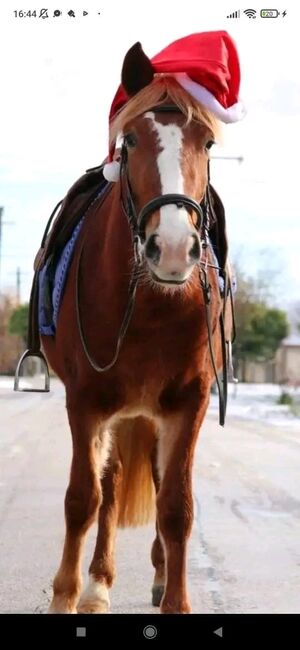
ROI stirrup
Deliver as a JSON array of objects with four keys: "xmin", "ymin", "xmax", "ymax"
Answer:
[{"xmin": 14, "ymin": 349, "xmax": 50, "ymax": 392}]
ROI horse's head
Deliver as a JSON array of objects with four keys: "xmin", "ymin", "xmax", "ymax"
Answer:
[{"xmin": 110, "ymin": 43, "xmax": 220, "ymax": 289}]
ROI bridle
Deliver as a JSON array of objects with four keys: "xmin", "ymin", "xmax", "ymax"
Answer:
[{"xmin": 76, "ymin": 104, "xmax": 235, "ymax": 425}]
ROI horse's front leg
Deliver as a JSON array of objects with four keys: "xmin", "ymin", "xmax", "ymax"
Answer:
[
  {"xmin": 157, "ymin": 377, "xmax": 210, "ymax": 614},
  {"xmin": 77, "ymin": 445, "xmax": 122, "ymax": 613},
  {"xmin": 49, "ymin": 402, "xmax": 109, "ymax": 614}
]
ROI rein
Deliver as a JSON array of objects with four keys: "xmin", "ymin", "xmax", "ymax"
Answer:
[{"xmin": 75, "ymin": 105, "xmax": 236, "ymax": 425}]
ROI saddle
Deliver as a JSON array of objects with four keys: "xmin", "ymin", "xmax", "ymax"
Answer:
[
  {"xmin": 34, "ymin": 163, "xmax": 111, "ymax": 271},
  {"xmin": 14, "ymin": 164, "xmax": 228, "ymax": 392}
]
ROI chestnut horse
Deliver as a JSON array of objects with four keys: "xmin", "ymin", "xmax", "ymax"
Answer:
[{"xmin": 43, "ymin": 45, "xmax": 232, "ymax": 614}]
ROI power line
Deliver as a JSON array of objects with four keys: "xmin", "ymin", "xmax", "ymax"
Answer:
[{"xmin": 212, "ymin": 155, "xmax": 244, "ymax": 164}]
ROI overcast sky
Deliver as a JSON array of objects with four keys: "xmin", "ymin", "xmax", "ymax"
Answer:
[{"xmin": 0, "ymin": 0, "xmax": 299, "ymax": 306}]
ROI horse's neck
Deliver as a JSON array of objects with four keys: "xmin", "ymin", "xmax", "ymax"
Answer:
[{"xmin": 81, "ymin": 189, "xmax": 134, "ymax": 295}]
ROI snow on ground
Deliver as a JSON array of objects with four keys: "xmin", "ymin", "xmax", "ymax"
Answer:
[
  {"xmin": 210, "ymin": 383, "xmax": 300, "ymax": 428},
  {"xmin": 0, "ymin": 376, "xmax": 31, "ymax": 390}
]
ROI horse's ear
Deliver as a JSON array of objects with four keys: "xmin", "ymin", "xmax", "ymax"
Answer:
[{"xmin": 121, "ymin": 42, "xmax": 155, "ymax": 97}]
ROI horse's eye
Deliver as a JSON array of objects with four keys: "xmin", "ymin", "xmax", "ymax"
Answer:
[
  {"xmin": 124, "ymin": 133, "xmax": 137, "ymax": 148},
  {"xmin": 205, "ymin": 140, "xmax": 215, "ymax": 151}
]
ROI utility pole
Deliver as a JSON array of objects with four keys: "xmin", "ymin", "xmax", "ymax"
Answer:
[
  {"xmin": 16, "ymin": 267, "xmax": 21, "ymax": 304},
  {"xmin": 0, "ymin": 207, "xmax": 15, "ymax": 296},
  {"xmin": 8, "ymin": 267, "xmax": 29, "ymax": 304}
]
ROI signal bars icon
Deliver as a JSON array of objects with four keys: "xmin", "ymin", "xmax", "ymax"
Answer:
[{"xmin": 227, "ymin": 9, "xmax": 240, "ymax": 18}]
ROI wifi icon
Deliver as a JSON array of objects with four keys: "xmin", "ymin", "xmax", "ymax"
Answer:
[{"xmin": 244, "ymin": 8, "xmax": 257, "ymax": 18}]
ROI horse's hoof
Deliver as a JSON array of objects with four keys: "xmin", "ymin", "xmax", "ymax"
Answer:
[
  {"xmin": 77, "ymin": 580, "xmax": 110, "ymax": 614},
  {"xmin": 160, "ymin": 599, "xmax": 192, "ymax": 614},
  {"xmin": 48, "ymin": 597, "xmax": 77, "ymax": 614},
  {"xmin": 152, "ymin": 585, "xmax": 165, "ymax": 607},
  {"xmin": 77, "ymin": 599, "xmax": 110, "ymax": 614}
]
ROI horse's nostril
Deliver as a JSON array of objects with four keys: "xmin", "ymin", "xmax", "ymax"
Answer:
[
  {"xmin": 145, "ymin": 234, "xmax": 161, "ymax": 265},
  {"xmin": 189, "ymin": 234, "xmax": 201, "ymax": 261}
]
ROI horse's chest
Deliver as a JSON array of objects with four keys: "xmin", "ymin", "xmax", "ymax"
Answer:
[{"xmin": 122, "ymin": 312, "xmax": 209, "ymax": 387}]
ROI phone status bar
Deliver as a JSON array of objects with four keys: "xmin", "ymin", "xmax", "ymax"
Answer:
[{"xmin": 226, "ymin": 9, "xmax": 287, "ymax": 19}]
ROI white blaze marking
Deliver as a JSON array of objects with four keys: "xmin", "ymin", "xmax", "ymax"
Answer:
[
  {"xmin": 144, "ymin": 112, "xmax": 190, "ymax": 244},
  {"xmin": 79, "ymin": 576, "xmax": 110, "ymax": 609}
]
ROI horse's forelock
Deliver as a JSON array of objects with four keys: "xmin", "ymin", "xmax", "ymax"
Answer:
[{"xmin": 109, "ymin": 77, "xmax": 220, "ymax": 147}]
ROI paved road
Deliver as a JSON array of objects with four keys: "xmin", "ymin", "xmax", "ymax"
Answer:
[{"xmin": 0, "ymin": 377, "xmax": 300, "ymax": 614}]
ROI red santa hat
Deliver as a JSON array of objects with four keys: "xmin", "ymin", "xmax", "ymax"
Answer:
[{"xmin": 103, "ymin": 31, "xmax": 245, "ymax": 182}]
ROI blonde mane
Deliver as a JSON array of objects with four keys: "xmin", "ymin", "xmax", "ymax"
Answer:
[{"xmin": 109, "ymin": 76, "xmax": 220, "ymax": 147}]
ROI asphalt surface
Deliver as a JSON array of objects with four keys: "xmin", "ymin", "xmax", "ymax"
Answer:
[{"xmin": 0, "ymin": 377, "xmax": 300, "ymax": 614}]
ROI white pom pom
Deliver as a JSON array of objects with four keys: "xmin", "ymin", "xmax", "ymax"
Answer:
[{"xmin": 103, "ymin": 160, "xmax": 120, "ymax": 182}]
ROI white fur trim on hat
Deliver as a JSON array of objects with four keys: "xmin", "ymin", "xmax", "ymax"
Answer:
[
  {"xmin": 174, "ymin": 72, "xmax": 246, "ymax": 123},
  {"xmin": 103, "ymin": 160, "xmax": 120, "ymax": 182}
]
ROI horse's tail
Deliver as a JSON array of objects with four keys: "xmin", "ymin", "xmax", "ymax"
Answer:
[{"xmin": 115, "ymin": 417, "xmax": 157, "ymax": 528}]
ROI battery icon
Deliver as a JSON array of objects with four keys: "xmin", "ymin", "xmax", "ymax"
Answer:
[{"xmin": 260, "ymin": 9, "xmax": 280, "ymax": 17}]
